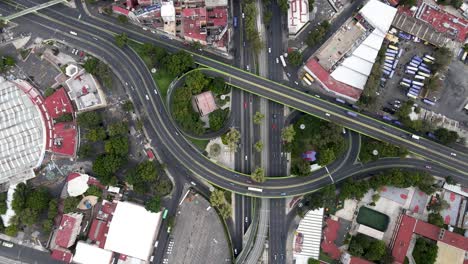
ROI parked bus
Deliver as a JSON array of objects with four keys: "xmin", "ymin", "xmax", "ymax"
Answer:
[
  {"xmin": 407, "ymin": 92, "xmax": 417, "ymax": 99},
  {"xmin": 411, "ymin": 85, "xmax": 422, "ymax": 90},
  {"xmin": 412, "ymin": 80, "xmax": 424, "ymax": 86},
  {"xmin": 346, "ymin": 111, "xmax": 358, "ymax": 117},
  {"xmin": 424, "ymin": 54, "xmax": 435, "ymax": 61},
  {"xmin": 248, "ymin": 187, "xmax": 263, "ymax": 192},
  {"xmin": 162, "ymin": 209, "xmax": 168, "ymax": 219},
  {"xmin": 398, "ymin": 49, "xmax": 403, "ymax": 57},
  {"xmin": 336, "ymin": 98, "xmax": 346, "ymax": 104},
  {"xmin": 408, "ymin": 88, "xmax": 420, "ymax": 95},
  {"xmin": 422, "ymin": 58, "xmax": 433, "ymax": 64},
  {"xmin": 402, "ymin": 78, "xmax": 412, "ymax": 83},
  {"xmin": 393, "ymin": 60, "xmax": 399, "ymax": 69},
  {"xmin": 384, "ymin": 62, "xmax": 393, "ymax": 68},
  {"xmin": 398, "ymin": 32, "xmax": 412, "ymax": 40},
  {"xmin": 383, "ymin": 65, "xmax": 393, "ymax": 71},
  {"xmin": 304, "ymin": 73, "xmax": 315, "ymax": 84},
  {"xmin": 410, "ymin": 59, "xmax": 421, "ymax": 65},
  {"xmin": 422, "ymin": 98, "xmax": 436, "ymax": 106},
  {"xmin": 388, "ymin": 45, "xmax": 399, "ymax": 50},
  {"xmin": 302, "ymin": 76, "xmax": 312, "ymax": 85},
  {"xmin": 400, "ymin": 82, "xmax": 411, "ymax": 87},
  {"xmin": 418, "ymin": 67, "xmax": 431, "ymax": 74},
  {"xmin": 388, "ymin": 70, "xmax": 395, "ymax": 78},
  {"xmin": 385, "ymin": 56, "xmax": 395, "ymax": 61},
  {"xmin": 412, "ymin": 56, "xmax": 423, "ymax": 62},
  {"xmin": 233, "ymin": 16, "xmax": 238, "ymax": 28},
  {"xmin": 409, "ymin": 62, "xmax": 419, "ymax": 68},
  {"xmin": 383, "ymin": 69, "xmax": 391, "ymax": 75},
  {"xmin": 279, "ymin": 55, "xmax": 286, "ymax": 67},
  {"xmin": 414, "ymin": 75, "xmax": 426, "ymax": 80},
  {"xmin": 384, "ymin": 59, "xmax": 394, "ymax": 64},
  {"xmin": 406, "ymin": 66, "xmax": 418, "ymax": 72},
  {"xmin": 386, "ymin": 49, "xmax": 398, "ymax": 54},
  {"xmin": 405, "ymin": 70, "xmax": 416, "ymax": 75},
  {"xmin": 420, "ymin": 62, "xmax": 429, "ymax": 68},
  {"xmin": 418, "ymin": 72, "xmax": 431, "ymax": 78}
]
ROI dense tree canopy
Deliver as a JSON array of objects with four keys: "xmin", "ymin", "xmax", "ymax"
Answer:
[
  {"xmin": 77, "ymin": 111, "xmax": 102, "ymax": 129},
  {"xmin": 114, "ymin": 33, "xmax": 129, "ymax": 48},
  {"xmin": 86, "ymin": 127, "xmax": 107, "ymax": 142},
  {"xmin": 145, "ymin": 196, "xmax": 161, "ymax": 213},
  {"xmin": 251, "ymin": 167, "xmax": 265, "ymax": 183},
  {"xmin": 126, "ymin": 161, "xmax": 159, "ymax": 194},
  {"xmin": 434, "ymin": 128, "xmax": 459, "ymax": 145},
  {"xmin": 288, "ymin": 51, "xmax": 303, "ymax": 67},
  {"xmin": 349, "ymin": 234, "xmax": 387, "ymax": 261},
  {"xmin": 104, "ymin": 136, "xmax": 129, "ymax": 156},
  {"xmin": 108, "ymin": 122, "xmax": 128, "ymax": 137},
  {"xmin": 92, "ymin": 154, "xmax": 123, "ymax": 183},
  {"xmin": 413, "ymin": 238, "xmax": 438, "ymax": 264},
  {"xmin": 162, "ymin": 51, "xmax": 194, "ymax": 76},
  {"xmin": 306, "ymin": 21, "xmax": 330, "ymax": 47},
  {"xmin": 209, "ymin": 109, "xmax": 229, "ymax": 131},
  {"xmin": 186, "ymin": 70, "xmax": 210, "ymax": 95},
  {"xmin": 428, "ymin": 213, "xmax": 444, "ymax": 228},
  {"xmin": 359, "ymin": 137, "xmax": 408, "ymax": 163}
]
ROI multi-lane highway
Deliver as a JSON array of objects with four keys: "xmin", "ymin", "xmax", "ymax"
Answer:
[{"xmin": 2, "ymin": 0, "xmax": 467, "ymax": 200}]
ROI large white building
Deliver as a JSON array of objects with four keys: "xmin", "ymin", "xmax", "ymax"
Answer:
[
  {"xmin": 288, "ymin": 0, "xmax": 309, "ymax": 36},
  {"xmin": 0, "ymin": 77, "xmax": 46, "ymax": 186},
  {"xmin": 293, "ymin": 208, "xmax": 324, "ymax": 263}
]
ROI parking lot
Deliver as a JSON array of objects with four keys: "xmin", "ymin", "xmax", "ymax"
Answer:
[{"xmin": 163, "ymin": 191, "xmax": 230, "ymax": 264}]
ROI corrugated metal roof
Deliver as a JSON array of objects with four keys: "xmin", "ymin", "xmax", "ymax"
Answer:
[
  {"xmin": 331, "ymin": 67, "xmax": 368, "ymax": 90},
  {"xmin": 294, "ymin": 208, "xmax": 324, "ymax": 262},
  {"xmin": 359, "ymin": 0, "xmax": 398, "ymax": 35}
]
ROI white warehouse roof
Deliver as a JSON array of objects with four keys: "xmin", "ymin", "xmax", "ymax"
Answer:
[
  {"xmin": 104, "ymin": 201, "xmax": 162, "ymax": 261},
  {"xmin": 73, "ymin": 241, "xmax": 113, "ymax": 264},
  {"xmin": 293, "ymin": 208, "xmax": 324, "ymax": 263},
  {"xmin": 0, "ymin": 77, "xmax": 45, "ymax": 185},
  {"xmin": 330, "ymin": 0, "xmax": 397, "ymax": 90}
]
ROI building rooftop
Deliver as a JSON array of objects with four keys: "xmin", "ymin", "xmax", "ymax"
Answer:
[
  {"xmin": 193, "ymin": 91, "xmax": 217, "ymax": 116},
  {"xmin": 88, "ymin": 219, "xmax": 109, "ymax": 248},
  {"xmin": 104, "ymin": 201, "xmax": 162, "ymax": 261},
  {"xmin": 205, "ymin": 0, "xmax": 228, "ymax": 7},
  {"xmin": 293, "ymin": 208, "xmax": 324, "ymax": 263},
  {"xmin": 288, "ymin": 0, "xmax": 309, "ymax": 35},
  {"xmin": 55, "ymin": 213, "xmax": 83, "ymax": 248},
  {"xmin": 65, "ymin": 68, "xmax": 106, "ymax": 112},
  {"xmin": 73, "ymin": 241, "xmax": 113, "ymax": 264},
  {"xmin": 66, "ymin": 172, "xmax": 90, "ymax": 197},
  {"xmin": 435, "ymin": 241, "xmax": 466, "ymax": 264},
  {"xmin": 50, "ymin": 248, "xmax": 73, "ymax": 263},
  {"xmin": 43, "ymin": 87, "xmax": 74, "ymax": 119},
  {"xmin": 0, "ymin": 77, "xmax": 46, "ymax": 185}
]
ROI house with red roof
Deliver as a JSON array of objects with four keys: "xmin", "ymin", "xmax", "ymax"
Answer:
[
  {"xmin": 55, "ymin": 213, "xmax": 83, "ymax": 248},
  {"xmin": 51, "ymin": 248, "xmax": 73, "ymax": 263}
]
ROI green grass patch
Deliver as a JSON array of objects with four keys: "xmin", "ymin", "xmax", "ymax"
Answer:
[
  {"xmin": 359, "ymin": 136, "xmax": 408, "ymax": 163},
  {"xmin": 356, "ymin": 206, "xmax": 390, "ymax": 231},
  {"xmin": 224, "ymin": 190, "xmax": 232, "ymax": 205},
  {"xmin": 152, "ymin": 70, "xmax": 174, "ymax": 100},
  {"xmin": 189, "ymin": 138, "xmax": 209, "ymax": 150}
]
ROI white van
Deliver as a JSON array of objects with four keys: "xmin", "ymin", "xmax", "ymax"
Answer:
[
  {"xmin": 411, "ymin": 134, "xmax": 420, "ymax": 140},
  {"xmin": 69, "ymin": 31, "xmax": 78, "ymax": 36}
]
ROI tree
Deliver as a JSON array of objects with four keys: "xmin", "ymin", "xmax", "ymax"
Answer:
[
  {"xmin": 186, "ymin": 70, "xmax": 210, "ymax": 94},
  {"xmin": 108, "ymin": 122, "xmax": 128, "ymax": 137},
  {"xmin": 162, "ymin": 51, "xmax": 194, "ymax": 76},
  {"xmin": 372, "ymin": 193, "xmax": 380, "ymax": 203},
  {"xmin": 4, "ymin": 225, "xmax": 18, "ymax": 237},
  {"xmin": 26, "ymin": 187, "xmax": 50, "ymax": 212},
  {"xmin": 251, "ymin": 167, "xmax": 265, "ymax": 183},
  {"xmin": 263, "ymin": 10, "xmax": 273, "ymax": 24},
  {"xmin": 433, "ymin": 47, "xmax": 452, "ymax": 72},
  {"xmin": 209, "ymin": 109, "xmax": 228, "ymax": 131},
  {"xmin": 219, "ymin": 204, "xmax": 232, "ymax": 219},
  {"xmin": 0, "ymin": 192, "xmax": 7, "ymax": 215},
  {"xmin": 19, "ymin": 208, "xmax": 39, "ymax": 226},
  {"xmin": 104, "ymin": 136, "xmax": 129, "ymax": 156},
  {"xmin": 83, "ymin": 57, "xmax": 99, "ymax": 74},
  {"xmin": 155, "ymin": 179, "xmax": 173, "ymax": 196},
  {"xmin": 253, "ymin": 111, "xmax": 265, "ymax": 124},
  {"xmin": 209, "ymin": 143, "xmax": 221, "ymax": 157},
  {"xmin": 364, "ymin": 240, "xmax": 386, "ymax": 261},
  {"xmin": 317, "ymin": 148, "xmax": 335, "ymax": 166},
  {"xmin": 254, "ymin": 141, "xmax": 263, "ymax": 152},
  {"xmin": 278, "ymin": 0, "xmax": 289, "ymax": 13},
  {"xmin": 211, "ymin": 77, "xmax": 228, "ymax": 94},
  {"xmin": 12, "ymin": 183, "xmax": 30, "ymax": 213},
  {"xmin": 210, "ymin": 190, "xmax": 225, "ymax": 207},
  {"xmin": 445, "ymin": 176, "xmax": 456, "ymax": 185},
  {"xmin": 42, "ymin": 219, "xmax": 54, "ymax": 232},
  {"xmin": 281, "ymin": 125, "xmax": 296, "ymax": 143},
  {"xmin": 306, "ymin": 21, "xmax": 330, "ymax": 47},
  {"xmin": 92, "ymin": 154, "xmax": 123, "ymax": 183},
  {"xmin": 136, "ymin": 161, "xmax": 158, "ymax": 182},
  {"xmin": 78, "ymin": 143, "xmax": 94, "ymax": 158},
  {"xmin": 48, "ymin": 200, "xmax": 58, "ymax": 220},
  {"xmin": 145, "ymin": 196, "xmax": 161, "ymax": 213},
  {"xmin": 77, "ymin": 111, "xmax": 102, "ymax": 128},
  {"xmin": 426, "ymin": 76, "xmax": 441, "ymax": 92},
  {"xmin": 292, "ymin": 159, "xmax": 311, "ymax": 176},
  {"xmin": 288, "ymin": 51, "xmax": 303, "ymax": 67},
  {"xmin": 412, "ymin": 238, "xmax": 438, "ymax": 264},
  {"xmin": 308, "ymin": 259, "xmax": 320, "ymax": 264},
  {"xmin": 115, "ymin": 33, "xmax": 129, "ymax": 48},
  {"xmin": 44, "ymin": 87, "xmax": 55, "ymax": 97},
  {"xmin": 223, "ymin": 128, "xmax": 241, "ymax": 152},
  {"xmin": 434, "ymin": 128, "xmax": 459, "ymax": 145},
  {"xmin": 85, "ymin": 185, "xmax": 103, "ymax": 198},
  {"xmin": 399, "ymin": 0, "xmax": 416, "ymax": 6},
  {"xmin": 86, "ymin": 127, "xmax": 107, "ymax": 142},
  {"xmin": 428, "ymin": 213, "xmax": 444, "ymax": 228},
  {"xmin": 122, "ymin": 100, "xmax": 134, "ymax": 112},
  {"xmin": 117, "ymin": 14, "xmax": 128, "ymax": 24},
  {"xmin": 63, "ymin": 197, "xmax": 80, "ymax": 214},
  {"xmin": 54, "ymin": 113, "xmax": 73, "ymax": 123}
]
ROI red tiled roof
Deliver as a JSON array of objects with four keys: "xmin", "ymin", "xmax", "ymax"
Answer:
[
  {"xmin": 67, "ymin": 172, "xmax": 81, "ymax": 182},
  {"xmin": 418, "ymin": 3, "xmax": 468, "ymax": 42},
  {"xmin": 55, "ymin": 214, "xmax": 81, "ymax": 248},
  {"xmin": 97, "ymin": 200, "xmax": 117, "ymax": 221},
  {"xmin": 350, "ymin": 257, "xmax": 374, "ymax": 264},
  {"xmin": 87, "ymin": 176, "xmax": 106, "ymax": 190},
  {"xmin": 207, "ymin": 7, "xmax": 227, "ymax": 27},
  {"xmin": 183, "ymin": 8, "xmax": 207, "ymax": 43},
  {"xmin": 51, "ymin": 122, "xmax": 77, "ymax": 157},
  {"xmin": 195, "ymin": 91, "xmax": 217, "ymax": 116},
  {"xmin": 43, "ymin": 88, "xmax": 74, "ymax": 119},
  {"xmin": 88, "ymin": 219, "xmax": 109, "ymax": 248},
  {"xmin": 51, "ymin": 249, "xmax": 73, "ymax": 263},
  {"xmin": 113, "ymin": 5, "xmax": 130, "ymax": 16},
  {"xmin": 414, "ymin": 219, "xmax": 468, "ymax": 251},
  {"xmin": 321, "ymin": 218, "xmax": 341, "ymax": 260},
  {"xmin": 182, "ymin": 7, "xmax": 206, "ymax": 18},
  {"xmin": 304, "ymin": 59, "xmax": 362, "ymax": 101},
  {"xmin": 392, "ymin": 215, "xmax": 416, "ymax": 264}
]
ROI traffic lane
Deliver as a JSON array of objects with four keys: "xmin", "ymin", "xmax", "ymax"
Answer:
[
  {"xmin": 243, "ymin": 196, "xmax": 252, "ymax": 232},
  {"xmin": 0, "ymin": 242, "xmax": 62, "ymax": 264}
]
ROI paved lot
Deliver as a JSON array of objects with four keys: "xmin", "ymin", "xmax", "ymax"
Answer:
[
  {"xmin": 409, "ymin": 189, "xmax": 429, "ymax": 214},
  {"xmin": 165, "ymin": 191, "xmax": 230, "ymax": 264},
  {"xmin": 380, "ymin": 186, "xmax": 409, "ymax": 205}
]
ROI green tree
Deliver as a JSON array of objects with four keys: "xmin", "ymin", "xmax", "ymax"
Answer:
[
  {"xmin": 292, "ymin": 159, "xmax": 311, "ymax": 176},
  {"xmin": 48, "ymin": 200, "xmax": 58, "ymax": 220},
  {"xmin": 136, "ymin": 161, "xmax": 158, "ymax": 182},
  {"xmin": 54, "ymin": 113, "xmax": 73, "ymax": 123},
  {"xmin": 433, "ymin": 47, "xmax": 452, "ymax": 72},
  {"xmin": 224, "ymin": 128, "xmax": 241, "ymax": 152},
  {"xmin": 426, "ymin": 76, "xmax": 441, "ymax": 91},
  {"xmin": 122, "ymin": 100, "xmax": 134, "ymax": 112},
  {"xmin": 104, "ymin": 136, "xmax": 129, "ymax": 156},
  {"xmin": 365, "ymin": 240, "xmax": 386, "ymax": 261},
  {"xmin": 44, "ymin": 87, "xmax": 55, "ymax": 97},
  {"xmin": 155, "ymin": 179, "xmax": 173, "ymax": 196},
  {"xmin": 78, "ymin": 143, "xmax": 94, "ymax": 158},
  {"xmin": 210, "ymin": 190, "xmax": 225, "ymax": 207},
  {"xmin": 251, "ymin": 167, "xmax": 265, "ymax": 183},
  {"xmin": 145, "ymin": 196, "xmax": 161, "ymax": 213},
  {"xmin": 210, "ymin": 77, "xmax": 228, "ymax": 94},
  {"xmin": 399, "ymin": 0, "xmax": 416, "ymax": 6},
  {"xmin": 85, "ymin": 185, "xmax": 103, "ymax": 198},
  {"xmin": 12, "ymin": 183, "xmax": 30, "ymax": 213},
  {"xmin": 263, "ymin": 10, "xmax": 273, "ymax": 24},
  {"xmin": 0, "ymin": 192, "xmax": 7, "ymax": 215},
  {"xmin": 209, "ymin": 143, "xmax": 221, "ymax": 157},
  {"xmin": 185, "ymin": 71, "xmax": 209, "ymax": 94},
  {"xmin": 108, "ymin": 122, "xmax": 128, "ymax": 137},
  {"xmin": 162, "ymin": 51, "xmax": 194, "ymax": 76},
  {"xmin": 288, "ymin": 51, "xmax": 303, "ymax": 66},
  {"xmin": 19, "ymin": 208, "xmax": 39, "ymax": 226},
  {"xmin": 413, "ymin": 238, "xmax": 438, "ymax": 264},
  {"xmin": 253, "ymin": 111, "xmax": 265, "ymax": 124},
  {"xmin": 308, "ymin": 259, "xmax": 320, "ymax": 264},
  {"xmin": 254, "ymin": 141, "xmax": 263, "ymax": 152},
  {"xmin": 83, "ymin": 57, "xmax": 99, "ymax": 74},
  {"xmin": 115, "ymin": 33, "xmax": 129, "ymax": 48},
  {"xmin": 434, "ymin": 128, "xmax": 459, "ymax": 145},
  {"xmin": 4, "ymin": 225, "xmax": 18, "ymax": 237},
  {"xmin": 278, "ymin": 0, "xmax": 289, "ymax": 13},
  {"xmin": 26, "ymin": 187, "xmax": 50, "ymax": 212},
  {"xmin": 306, "ymin": 21, "xmax": 330, "ymax": 47},
  {"xmin": 42, "ymin": 219, "xmax": 54, "ymax": 232},
  {"xmin": 219, "ymin": 204, "xmax": 232, "ymax": 219},
  {"xmin": 428, "ymin": 213, "xmax": 444, "ymax": 228},
  {"xmin": 317, "ymin": 148, "xmax": 335, "ymax": 166},
  {"xmin": 92, "ymin": 154, "xmax": 123, "ymax": 183},
  {"xmin": 117, "ymin": 14, "xmax": 128, "ymax": 24},
  {"xmin": 77, "ymin": 111, "xmax": 102, "ymax": 129},
  {"xmin": 86, "ymin": 127, "xmax": 107, "ymax": 142},
  {"xmin": 209, "ymin": 109, "xmax": 228, "ymax": 131},
  {"xmin": 281, "ymin": 125, "xmax": 296, "ymax": 143},
  {"xmin": 63, "ymin": 197, "xmax": 80, "ymax": 214}
]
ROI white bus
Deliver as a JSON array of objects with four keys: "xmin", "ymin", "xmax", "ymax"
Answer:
[
  {"xmin": 418, "ymin": 72, "xmax": 431, "ymax": 78},
  {"xmin": 406, "ymin": 66, "xmax": 418, "ymax": 71},
  {"xmin": 400, "ymin": 82, "xmax": 410, "ymax": 87},
  {"xmin": 424, "ymin": 54, "xmax": 435, "ymax": 61},
  {"xmin": 279, "ymin": 55, "xmax": 286, "ymax": 67},
  {"xmin": 414, "ymin": 75, "xmax": 426, "ymax": 80},
  {"xmin": 412, "ymin": 81, "xmax": 424, "ymax": 86},
  {"xmin": 248, "ymin": 187, "xmax": 263, "ymax": 193},
  {"xmin": 302, "ymin": 76, "xmax": 312, "ymax": 86}
]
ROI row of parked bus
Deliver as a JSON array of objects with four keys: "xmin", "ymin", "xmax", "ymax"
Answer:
[
  {"xmin": 401, "ymin": 54, "xmax": 434, "ymax": 99},
  {"xmin": 382, "ymin": 45, "xmax": 403, "ymax": 78}
]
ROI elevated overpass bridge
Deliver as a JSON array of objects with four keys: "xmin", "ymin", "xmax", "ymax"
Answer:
[{"xmin": 0, "ymin": 0, "xmax": 67, "ymax": 22}]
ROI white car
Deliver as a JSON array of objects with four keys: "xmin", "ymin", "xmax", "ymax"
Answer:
[
  {"xmin": 294, "ymin": 81, "xmax": 299, "ymax": 85},
  {"xmin": 268, "ymin": 47, "xmax": 271, "ymax": 53},
  {"xmin": 1, "ymin": 241, "xmax": 13, "ymax": 248},
  {"xmin": 450, "ymin": 152, "xmax": 457, "ymax": 157},
  {"xmin": 245, "ymin": 155, "xmax": 248, "ymax": 160},
  {"xmin": 142, "ymin": 27, "xmax": 148, "ymax": 31},
  {"xmin": 242, "ymin": 13, "xmax": 245, "ymax": 19},
  {"xmin": 145, "ymin": 94, "xmax": 150, "ymax": 100},
  {"xmin": 325, "ymin": 113, "xmax": 331, "ymax": 117},
  {"xmin": 190, "ymin": 181, "xmax": 197, "ymax": 186},
  {"xmin": 246, "ymin": 65, "xmax": 250, "ymax": 71},
  {"xmin": 154, "ymin": 89, "xmax": 158, "ymax": 95},
  {"xmin": 276, "ymin": 58, "xmax": 279, "ymax": 64}
]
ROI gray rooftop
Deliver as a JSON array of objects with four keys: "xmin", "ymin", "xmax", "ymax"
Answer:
[{"xmin": 0, "ymin": 78, "xmax": 45, "ymax": 185}]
